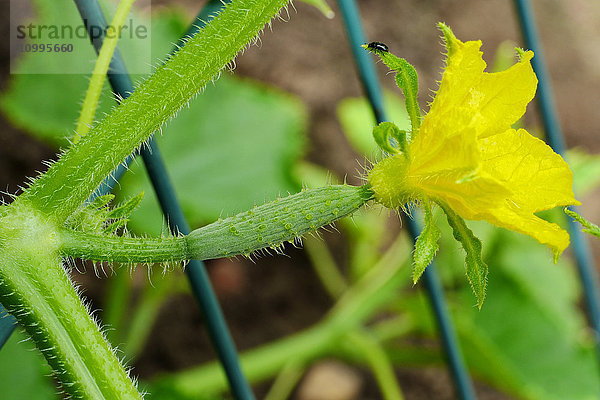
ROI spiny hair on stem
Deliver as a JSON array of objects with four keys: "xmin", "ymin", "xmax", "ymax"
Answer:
[
  {"xmin": 0, "ymin": 188, "xmax": 18, "ymax": 203},
  {"xmin": 77, "ymin": 286, "xmax": 140, "ymax": 391},
  {"xmin": 355, "ymin": 158, "xmax": 377, "ymax": 184},
  {"xmin": 277, "ymin": 3, "xmax": 294, "ymax": 22}
]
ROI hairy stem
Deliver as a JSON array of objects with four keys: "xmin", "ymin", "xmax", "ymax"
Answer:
[
  {"xmin": 0, "ymin": 206, "xmax": 140, "ymax": 399},
  {"xmin": 61, "ymin": 185, "xmax": 373, "ymax": 263},
  {"xmin": 19, "ymin": 0, "xmax": 290, "ymax": 224}
]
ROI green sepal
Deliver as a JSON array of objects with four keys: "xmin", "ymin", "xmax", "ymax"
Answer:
[
  {"xmin": 363, "ymin": 46, "xmax": 421, "ymax": 134},
  {"xmin": 88, "ymin": 194, "xmax": 115, "ymax": 210},
  {"xmin": 412, "ymin": 201, "xmax": 441, "ymax": 283},
  {"xmin": 66, "ymin": 194, "xmax": 115, "ymax": 233},
  {"xmin": 437, "ymin": 22, "xmax": 457, "ymax": 57},
  {"xmin": 438, "ymin": 201, "xmax": 488, "ymax": 308},
  {"xmin": 372, "ymin": 122, "xmax": 409, "ymax": 156},
  {"xmin": 564, "ymin": 208, "xmax": 600, "ymax": 238},
  {"xmin": 106, "ymin": 192, "xmax": 143, "ymax": 220},
  {"xmin": 103, "ymin": 192, "xmax": 144, "ymax": 234}
]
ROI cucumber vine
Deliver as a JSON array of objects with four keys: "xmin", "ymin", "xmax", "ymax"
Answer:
[
  {"xmin": 0, "ymin": 0, "xmax": 351, "ymax": 397},
  {"xmin": 0, "ymin": 0, "xmax": 581, "ymax": 397}
]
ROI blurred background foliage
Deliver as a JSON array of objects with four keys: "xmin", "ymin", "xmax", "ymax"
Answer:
[{"xmin": 1, "ymin": 0, "xmax": 600, "ymax": 399}]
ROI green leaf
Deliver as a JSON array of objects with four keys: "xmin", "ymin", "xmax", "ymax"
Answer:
[
  {"xmin": 103, "ymin": 193, "xmax": 144, "ymax": 233},
  {"xmin": 106, "ymin": 193, "xmax": 144, "ymax": 220},
  {"xmin": 412, "ymin": 202, "xmax": 441, "ymax": 283},
  {"xmin": 66, "ymin": 194, "xmax": 114, "ymax": 233},
  {"xmin": 88, "ymin": 194, "xmax": 115, "ymax": 210},
  {"xmin": 337, "ymin": 91, "xmax": 410, "ymax": 157},
  {"xmin": 564, "ymin": 208, "xmax": 600, "ymax": 238},
  {"xmin": 65, "ymin": 193, "xmax": 143, "ymax": 235},
  {"xmin": 438, "ymin": 202, "xmax": 488, "ymax": 308}
]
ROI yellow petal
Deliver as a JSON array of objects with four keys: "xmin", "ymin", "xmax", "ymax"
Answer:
[
  {"xmin": 479, "ymin": 128, "xmax": 580, "ymax": 212},
  {"xmin": 481, "ymin": 205, "xmax": 570, "ymax": 256},
  {"xmin": 436, "ymin": 128, "xmax": 578, "ymax": 254},
  {"xmin": 422, "ymin": 25, "xmax": 537, "ymax": 144},
  {"xmin": 426, "ymin": 27, "xmax": 486, "ymax": 121},
  {"xmin": 439, "ymin": 190, "xmax": 570, "ymax": 255},
  {"xmin": 409, "ymin": 123, "xmax": 479, "ymax": 177},
  {"xmin": 423, "ymin": 173, "xmax": 510, "ymax": 219},
  {"xmin": 471, "ymin": 51, "xmax": 538, "ymax": 138}
]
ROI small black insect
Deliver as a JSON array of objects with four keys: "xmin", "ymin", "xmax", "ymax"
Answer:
[{"xmin": 366, "ymin": 41, "xmax": 389, "ymax": 53}]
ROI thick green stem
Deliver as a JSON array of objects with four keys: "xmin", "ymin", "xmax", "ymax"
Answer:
[
  {"xmin": 19, "ymin": 0, "xmax": 291, "ymax": 224},
  {"xmin": 61, "ymin": 185, "xmax": 373, "ymax": 263},
  {"xmin": 0, "ymin": 206, "xmax": 140, "ymax": 399}
]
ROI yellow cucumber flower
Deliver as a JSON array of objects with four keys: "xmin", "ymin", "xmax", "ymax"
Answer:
[{"xmin": 368, "ymin": 24, "xmax": 580, "ymax": 257}]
